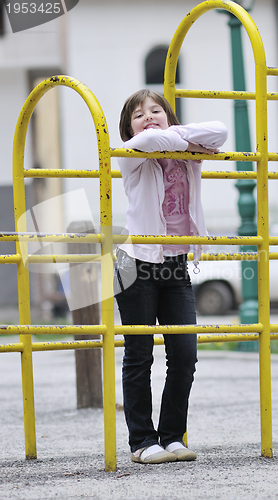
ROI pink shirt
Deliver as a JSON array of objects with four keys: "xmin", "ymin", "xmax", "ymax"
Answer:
[{"xmin": 159, "ymin": 159, "xmax": 191, "ymax": 256}]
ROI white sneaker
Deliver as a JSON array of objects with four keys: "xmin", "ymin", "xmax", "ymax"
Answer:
[
  {"xmin": 165, "ymin": 441, "xmax": 197, "ymax": 461},
  {"xmin": 131, "ymin": 444, "xmax": 177, "ymax": 464}
]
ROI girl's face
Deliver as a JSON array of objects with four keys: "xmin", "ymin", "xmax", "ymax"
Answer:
[{"xmin": 130, "ymin": 97, "xmax": 169, "ymax": 136}]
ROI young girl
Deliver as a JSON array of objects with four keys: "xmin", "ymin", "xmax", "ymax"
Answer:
[{"xmin": 115, "ymin": 89, "xmax": 228, "ymax": 464}]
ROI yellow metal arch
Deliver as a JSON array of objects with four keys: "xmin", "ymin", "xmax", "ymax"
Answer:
[
  {"xmin": 164, "ymin": 0, "xmax": 271, "ymax": 458},
  {"xmin": 12, "ymin": 76, "xmax": 116, "ymax": 470}
]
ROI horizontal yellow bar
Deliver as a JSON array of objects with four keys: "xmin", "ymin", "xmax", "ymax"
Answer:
[
  {"xmin": 28, "ymin": 254, "xmax": 118, "ymax": 263},
  {"xmin": 31, "ymin": 339, "xmax": 103, "ymax": 351},
  {"xmin": 268, "ymin": 154, "xmax": 278, "ymax": 162},
  {"xmin": 2, "ymin": 332, "xmax": 278, "ymax": 353},
  {"xmin": 24, "ymin": 169, "xmax": 101, "ymax": 178},
  {"xmin": 197, "ymin": 252, "xmax": 278, "ymax": 261},
  {"xmin": 19, "ymin": 251, "xmax": 278, "ymax": 267},
  {"xmin": 22, "ymin": 167, "xmax": 278, "ymax": 180},
  {"xmin": 0, "ymin": 342, "xmax": 24, "ymax": 353},
  {"xmin": 267, "ymin": 67, "xmax": 278, "ymax": 76},
  {"xmin": 28, "ymin": 254, "xmax": 102, "ymax": 264},
  {"xmin": 113, "ymin": 235, "xmax": 263, "ymax": 245},
  {"xmin": 205, "ymin": 171, "xmax": 277, "ymax": 180},
  {"xmin": 24, "ymin": 168, "xmax": 122, "ymax": 179},
  {"xmin": 0, "ymin": 325, "xmax": 107, "ymax": 335},
  {"xmin": 175, "ymin": 89, "xmax": 278, "ymax": 101},
  {"xmin": 0, "ymin": 254, "xmax": 21, "ymax": 263},
  {"xmin": 0, "ymin": 232, "xmax": 103, "ymax": 243},
  {"xmin": 202, "ymin": 171, "xmax": 257, "ymax": 179},
  {"xmin": 150, "ymin": 334, "xmax": 263, "ymax": 344},
  {"xmin": 27, "ymin": 251, "xmax": 266, "ymax": 265},
  {"xmin": 197, "ymin": 334, "xmax": 259, "ymax": 343},
  {"xmin": 111, "ymin": 149, "xmax": 260, "ymax": 161},
  {"xmin": 197, "ymin": 334, "xmax": 278, "ymax": 343},
  {"xmin": 114, "ymin": 324, "xmax": 263, "ymax": 335},
  {"xmin": 198, "ymin": 252, "xmax": 258, "ymax": 261},
  {"xmin": 0, "ymin": 233, "xmax": 263, "ymax": 246}
]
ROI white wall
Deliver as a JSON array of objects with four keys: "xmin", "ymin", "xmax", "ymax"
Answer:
[
  {"xmin": 0, "ymin": 68, "xmax": 32, "ymax": 184},
  {"xmin": 0, "ymin": 9, "xmax": 64, "ymax": 69},
  {"xmin": 0, "ymin": 8, "xmax": 66, "ymax": 186}
]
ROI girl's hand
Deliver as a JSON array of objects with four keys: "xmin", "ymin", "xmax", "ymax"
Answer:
[
  {"xmin": 187, "ymin": 141, "xmax": 219, "ymax": 163},
  {"xmin": 187, "ymin": 141, "xmax": 219, "ymax": 154}
]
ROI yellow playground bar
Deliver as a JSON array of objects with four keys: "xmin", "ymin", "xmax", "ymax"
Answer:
[{"xmin": 0, "ymin": 0, "xmax": 278, "ymax": 471}]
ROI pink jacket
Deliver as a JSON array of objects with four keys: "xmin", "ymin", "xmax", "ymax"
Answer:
[{"xmin": 118, "ymin": 121, "xmax": 228, "ymax": 264}]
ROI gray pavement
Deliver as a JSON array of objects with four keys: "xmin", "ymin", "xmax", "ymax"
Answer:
[{"xmin": 0, "ymin": 315, "xmax": 278, "ymax": 499}]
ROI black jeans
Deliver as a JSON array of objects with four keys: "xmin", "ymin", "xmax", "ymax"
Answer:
[{"xmin": 115, "ymin": 255, "xmax": 197, "ymax": 453}]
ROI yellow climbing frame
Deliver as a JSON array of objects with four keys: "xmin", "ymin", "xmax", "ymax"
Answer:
[
  {"xmin": 164, "ymin": 0, "xmax": 272, "ymax": 460},
  {"xmin": 0, "ymin": 0, "xmax": 277, "ymax": 471}
]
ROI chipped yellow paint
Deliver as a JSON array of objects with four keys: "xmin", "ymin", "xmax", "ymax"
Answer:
[
  {"xmin": 164, "ymin": 0, "xmax": 272, "ymax": 459},
  {"xmin": 12, "ymin": 75, "xmax": 116, "ymax": 469}
]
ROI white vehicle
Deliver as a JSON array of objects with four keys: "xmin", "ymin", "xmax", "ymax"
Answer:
[{"xmin": 189, "ymin": 246, "xmax": 278, "ymax": 316}]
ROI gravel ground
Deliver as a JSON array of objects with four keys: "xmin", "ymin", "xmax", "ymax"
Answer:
[{"xmin": 1, "ymin": 315, "xmax": 278, "ymax": 500}]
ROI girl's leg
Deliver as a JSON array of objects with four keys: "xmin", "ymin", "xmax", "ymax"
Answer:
[
  {"xmin": 156, "ymin": 259, "xmax": 198, "ymax": 448},
  {"xmin": 115, "ymin": 262, "xmax": 159, "ymax": 453}
]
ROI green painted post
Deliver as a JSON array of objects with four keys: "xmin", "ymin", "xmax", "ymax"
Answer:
[{"xmin": 220, "ymin": 5, "xmax": 258, "ymax": 349}]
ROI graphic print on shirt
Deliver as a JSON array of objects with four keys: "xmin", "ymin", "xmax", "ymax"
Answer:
[{"xmin": 162, "ymin": 162, "xmax": 187, "ymax": 217}]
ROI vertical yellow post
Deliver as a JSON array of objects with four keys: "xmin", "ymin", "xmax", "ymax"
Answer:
[
  {"xmin": 255, "ymin": 49, "xmax": 272, "ymax": 458},
  {"xmin": 12, "ymin": 76, "xmax": 117, "ymax": 467},
  {"xmin": 98, "ymin": 126, "xmax": 117, "ymax": 471},
  {"xmin": 101, "ymin": 227, "xmax": 117, "ymax": 471},
  {"xmin": 13, "ymin": 108, "xmax": 37, "ymax": 460},
  {"xmin": 75, "ymin": 83, "xmax": 117, "ymax": 471}
]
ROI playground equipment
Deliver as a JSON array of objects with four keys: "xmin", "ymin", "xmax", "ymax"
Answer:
[{"xmin": 1, "ymin": 0, "xmax": 278, "ymax": 471}]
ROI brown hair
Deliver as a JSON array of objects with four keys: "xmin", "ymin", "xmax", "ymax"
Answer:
[{"xmin": 119, "ymin": 89, "xmax": 180, "ymax": 141}]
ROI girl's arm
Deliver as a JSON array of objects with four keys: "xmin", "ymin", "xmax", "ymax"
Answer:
[
  {"xmin": 118, "ymin": 122, "xmax": 227, "ymax": 172},
  {"xmin": 118, "ymin": 128, "xmax": 191, "ymax": 172},
  {"xmin": 122, "ymin": 127, "xmax": 190, "ymax": 153},
  {"xmin": 169, "ymin": 121, "xmax": 228, "ymax": 150}
]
